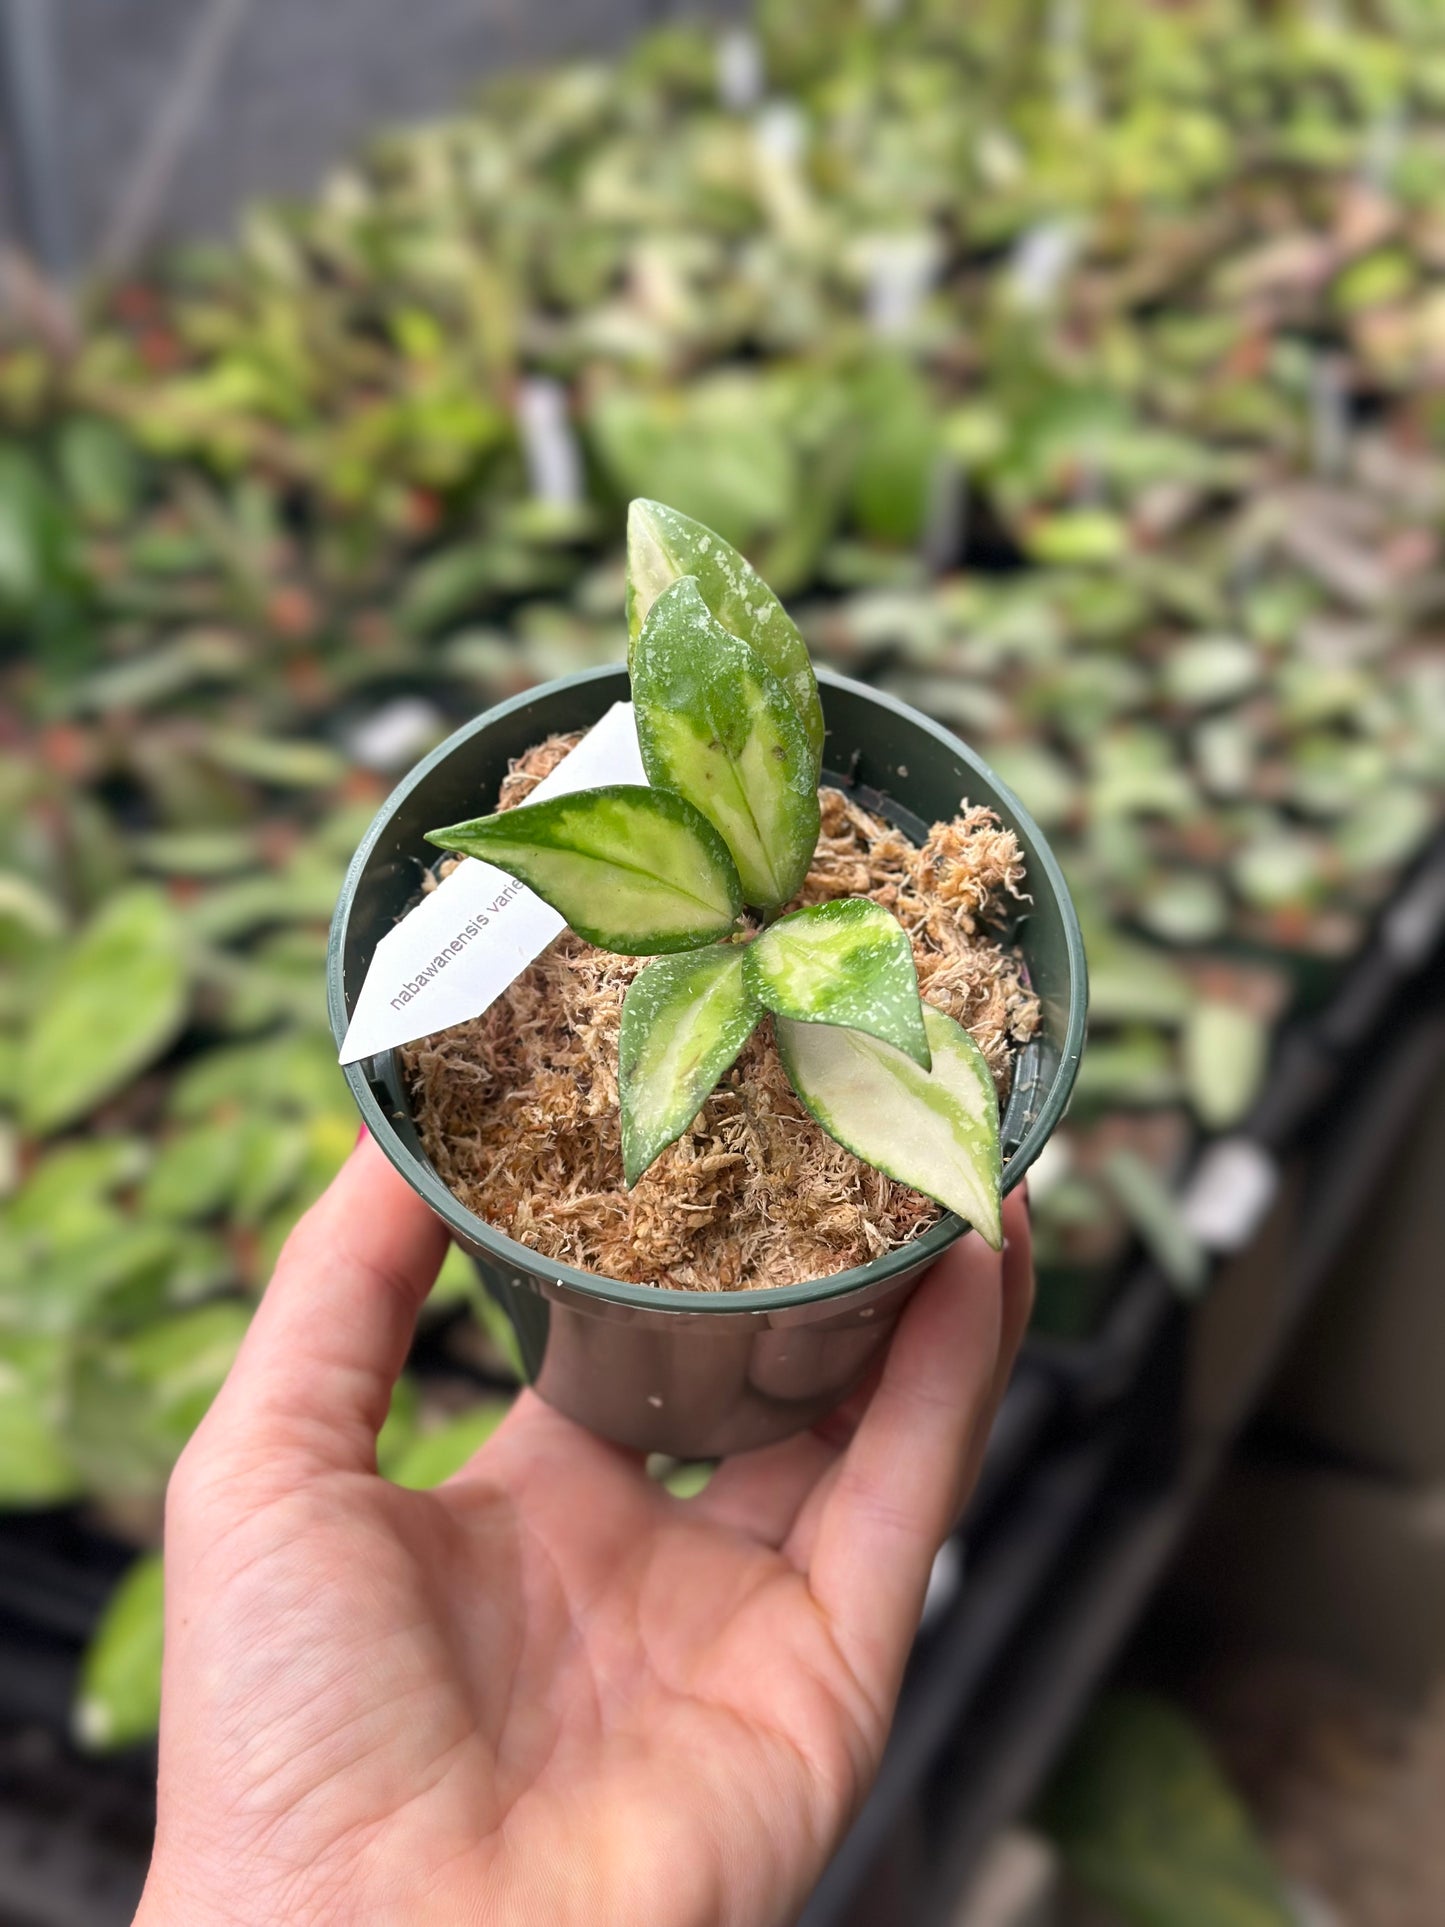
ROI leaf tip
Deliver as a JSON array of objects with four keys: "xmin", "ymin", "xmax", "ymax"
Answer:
[{"xmin": 974, "ymin": 1204, "xmax": 1005, "ymax": 1252}]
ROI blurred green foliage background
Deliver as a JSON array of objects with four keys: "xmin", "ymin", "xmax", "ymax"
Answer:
[{"xmin": 3, "ymin": 0, "xmax": 1445, "ymax": 1745}]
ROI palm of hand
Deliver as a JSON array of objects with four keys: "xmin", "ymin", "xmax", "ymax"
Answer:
[
  {"xmin": 147, "ymin": 1142, "xmax": 1029, "ymax": 1927},
  {"xmin": 178, "ymin": 1408, "xmax": 880, "ymax": 1926}
]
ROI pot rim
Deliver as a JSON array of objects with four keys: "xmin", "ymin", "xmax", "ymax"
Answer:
[{"xmin": 328, "ymin": 665, "xmax": 1087, "ymax": 1316}]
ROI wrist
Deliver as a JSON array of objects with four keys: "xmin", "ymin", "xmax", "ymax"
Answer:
[{"xmin": 135, "ymin": 1863, "xmax": 237, "ymax": 1927}]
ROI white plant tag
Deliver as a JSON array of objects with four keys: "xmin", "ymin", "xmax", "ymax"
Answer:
[
  {"xmin": 717, "ymin": 28, "xmax": 764, "ymax": 112},
  {"xmin": 861, "ymin": 230, "xmax": 940, "ymax": 340},
  {"xmin": 1179, "ymin": 1138, "xmax": 1279, "ymax": 1253},
  {"xmin": 516, "ymin": 376, "xmax": 583, "ymax": 508},
  {"xmin": 339, "ymin": 701, "xmax": 647, "ymax": 1064},
  {"xmin": 1006, "ymin": 216, "xmax": 1084, "ymax": 312}
]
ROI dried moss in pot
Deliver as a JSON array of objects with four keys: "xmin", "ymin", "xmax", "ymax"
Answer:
[{"xmin": 402, "ymin": 501, "xmax": 1040, "ymax": 1293}]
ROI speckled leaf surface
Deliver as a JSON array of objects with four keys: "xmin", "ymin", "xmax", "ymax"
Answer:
[
  {"xmin": 777, "ymin": 1005, "xmax": 1002, "ymax": 1247},
  {"xmin": 745, "ymin": 897, "xmax": 930, "ymax": 1069},
  {"xmin": 427, "ymin": 783, "xmax": 742, "ymax": 954},
  {"xmin": 619, "ymin": 943, "xmax": 760, "ymax": 1185},
  {"xmin": 630, "ymin": 576, "xmax": 821, "ymax": 910},
  {"xmin": 626, "ymin": 498, "xmax": 823, "ymax": 769}
]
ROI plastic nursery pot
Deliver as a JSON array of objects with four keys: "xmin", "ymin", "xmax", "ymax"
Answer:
[{"xmin": 329, "ymin": 667, "xmax": 1087, "ymax": 1458}]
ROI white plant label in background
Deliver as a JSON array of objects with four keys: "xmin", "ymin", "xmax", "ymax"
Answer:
[
  {"xmin": 516, "ymin": 376, "xmax": 583, "ymax": 508},
  {"xmin": 717, "ymin": 28, "xmax": 764, "ymax": 112},
  {"xmin": 1007, "ymin": 216, "xmax": 1085, "ymax": 312},
  {"xmin": 861, "ymin": 230, "xmax": 941, "ymax": 340},
  {"xmin": 339, "ymin": 702, "xmax": 647, "ymax": 1064}
]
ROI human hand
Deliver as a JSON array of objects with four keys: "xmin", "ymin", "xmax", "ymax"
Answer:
[{"xmin": 138, "ymin": 1135, "xmax": 1032, "ymax": 1927}]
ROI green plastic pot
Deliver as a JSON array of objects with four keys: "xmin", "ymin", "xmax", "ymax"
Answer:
[{"xmin": 328, "ymin": 667, "xmax": 1087, "ymax": 1456}]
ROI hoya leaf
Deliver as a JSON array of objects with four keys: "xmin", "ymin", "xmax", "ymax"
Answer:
[
  {"xmin": 74, "ymin": 1554, "xmax": 165, "ymax": 1753},
  {"xmin": 777, "ymin": 1005, "xmax": 1002, "ymax": 1248},
  {"xmin": 64, "ymin": 1301, "xmax": 253, "ymax": 1501},
  {"xmin": 140, "ymin": 1120, "xmax": 248, "ymax": 1223},
  {"xmin": 21, "ymin": 886, "xmax": 191, "ymax": 1137},
  {"xmin": 627, "ymin": 498, "xmax": 824, "ymax": 768},
  {"xmin": 744, "ymin": 898, "xmax": 930, "ymax": 1069},
  {"xmin": 389, "ymin": 1400, "xmax": 513, "ymax": 1490},
  {"xmin": 1041, "ymin": 1693, "xmax": 1295, "ymax": 1927},
  {"xmin": 376, "ymin": 1376, "xmax": 421, "ymax": 1479},
  {"xmin": 660, "ymin": 1460, "xmax": 716, "ymax": 1497},
  {"xmin": 0, "ymin": 1338, "xmax": 81, "ymax": 1507},
  {"xmin": 1101, "ymin": 1149, "xmax": 1208, "ymax": 1297},
  {"xmin": 619, "ymin": 944, "xmax": 760, "ymax": 1185},
  {"xmin": 426, "ymin": 784, "xmax": 742, "ymax": 955},
  {"xmin": 631, "ymin": 577, "xmax": 821, "ymax": 910},
  {"xmin": 1182, "ymin": 1001, "xmax": 1268, "ymax": 1131}
]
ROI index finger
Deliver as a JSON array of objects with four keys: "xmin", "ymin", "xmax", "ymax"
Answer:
[{"xmin": 201, "ymin": 1133, "xmax": 449, "ymax": 1474}]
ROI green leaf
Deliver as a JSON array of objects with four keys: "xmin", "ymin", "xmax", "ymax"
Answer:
[
  {"xmin": 20, "ymin": 887, "xmax": 191, "ymax": 1136},
  {"xmin": 1101, "ymin": 1149, "xmax": 1207, "ymax": 1295},
  {"xmin": 376, "ymin": 1376, "xmax": 421, "ymax": 1478},
  {"xmin": 203, "ymin": 730, "xmax": 348, "ymax": 789},
  {"xmin": 846, "ymin": 356, "xmax": 941, "ymax": 548},
  {"xmin": 0, "ymin": 446, "xmax": 84, "ymax": 616},
  {"xmin": 1083, "ymin": 937, "xmax": 1192, "ymax": 1027},
  {"xmin": 233, "ymin": 1117, "xmax": 310, "ymax": 1217},
  {"xmin": 627, "ymin": 499, "xmax": 823, "ymax": 767},
  {"xmin": 1336, "ymin": 784, "xmax": 1434, "ymax": 875},
  {"xmin": 0, "ymin": 1337, "xmax": 80, "ymax": 1506},
  {"xmin": 2, "ymin": 1221, "xmax": 181, "ymax": 1336},
  {"xmin": 619, "ymin": 945, "xmax": 760, "ymax": 1185},
  {"xmin": 6, "ymin": 1138, "xmax": 149, "ymax": 1234},
  {"xmin": 777, "ymin": 1005, "xmax": 1002, "ymax": 1248},
  {"xmin": 426, "ymin": 784, "xmax": 742, "ymax": 955},
  {"xmin": 660, "ymin": 1459, "xmax": 716, "ymax": 1497},
  {"xmin": 1135, "ymin": 872, "xmax": 1230, "ymax": 946},
  {"xmin": 1161, "ymin": 636, "xmax": 1260, "ymax": 710},
  {"xmin": 1071, "ymin": 1034, "xmax": 1183, "ymax": 1110},
  {"xmin": 1230, "ymin": 832, "xmax": 1326, "ymax": 911},
  {"xmin": 75, "ymin": 1554, "xmax": 165, "ymax": 1753},
  {"xmin": 64, "ymin": 1301, "xmax": 252, "ymax": 1499},
  {"xmin": 0, "ymin": 869, "xmax": 65, "ymax": 943},
  {"xmin": 135, "ymin": 828, "xmax": 262, "ymax": 877},
  {"xmin": 140, "ymin": 1120, "xmax": 248, "ymax": 1223},
  {"xmin": 468, "ymin": 1287, "xmax": 526, "ymax": 1383},
  {"xmin": 1040, "ymin": 1692, "xmax": 1294, "ymax": 1927},
  {"xmin": 389, "ymin": 1400, "xmax": 512, "ymax": 1489},
  {"xmin": 57, "ymin": 417, "xmax": 142, "ymax": 531},
  {"xmin": 1183, "ymin": 1002, "xmax": 1268, "ymax": 1131},
  {"xmin": 984, "ymin": 742, "xmax": 1079, "ymax": 830},
  {"xmin": 745, "ymin": 898, "xmax": 929, "ymax": 1069},
  {"xmin": 587, "ymin": 378, "xmax": 796, "ymax": 562},
  {"xmin": 630, "ymin": 576, "xmax": 821, "ymax": 910},
  {"xmin": 427, "ymin": 1240, "xmax": 479, "ymax": 1311},
  {"xmin": 169, "ymin": 1032, "xmax": 344, "ymax": 1121},
  {"xmin": 1024, "ymin": 509, "xmax": 1130, "ymax": 566}
]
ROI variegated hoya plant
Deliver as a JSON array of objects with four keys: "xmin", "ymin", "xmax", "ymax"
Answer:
[{"xmin": 427, "ymin": 501, "xmax": 1004, "ymax": 1249}]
